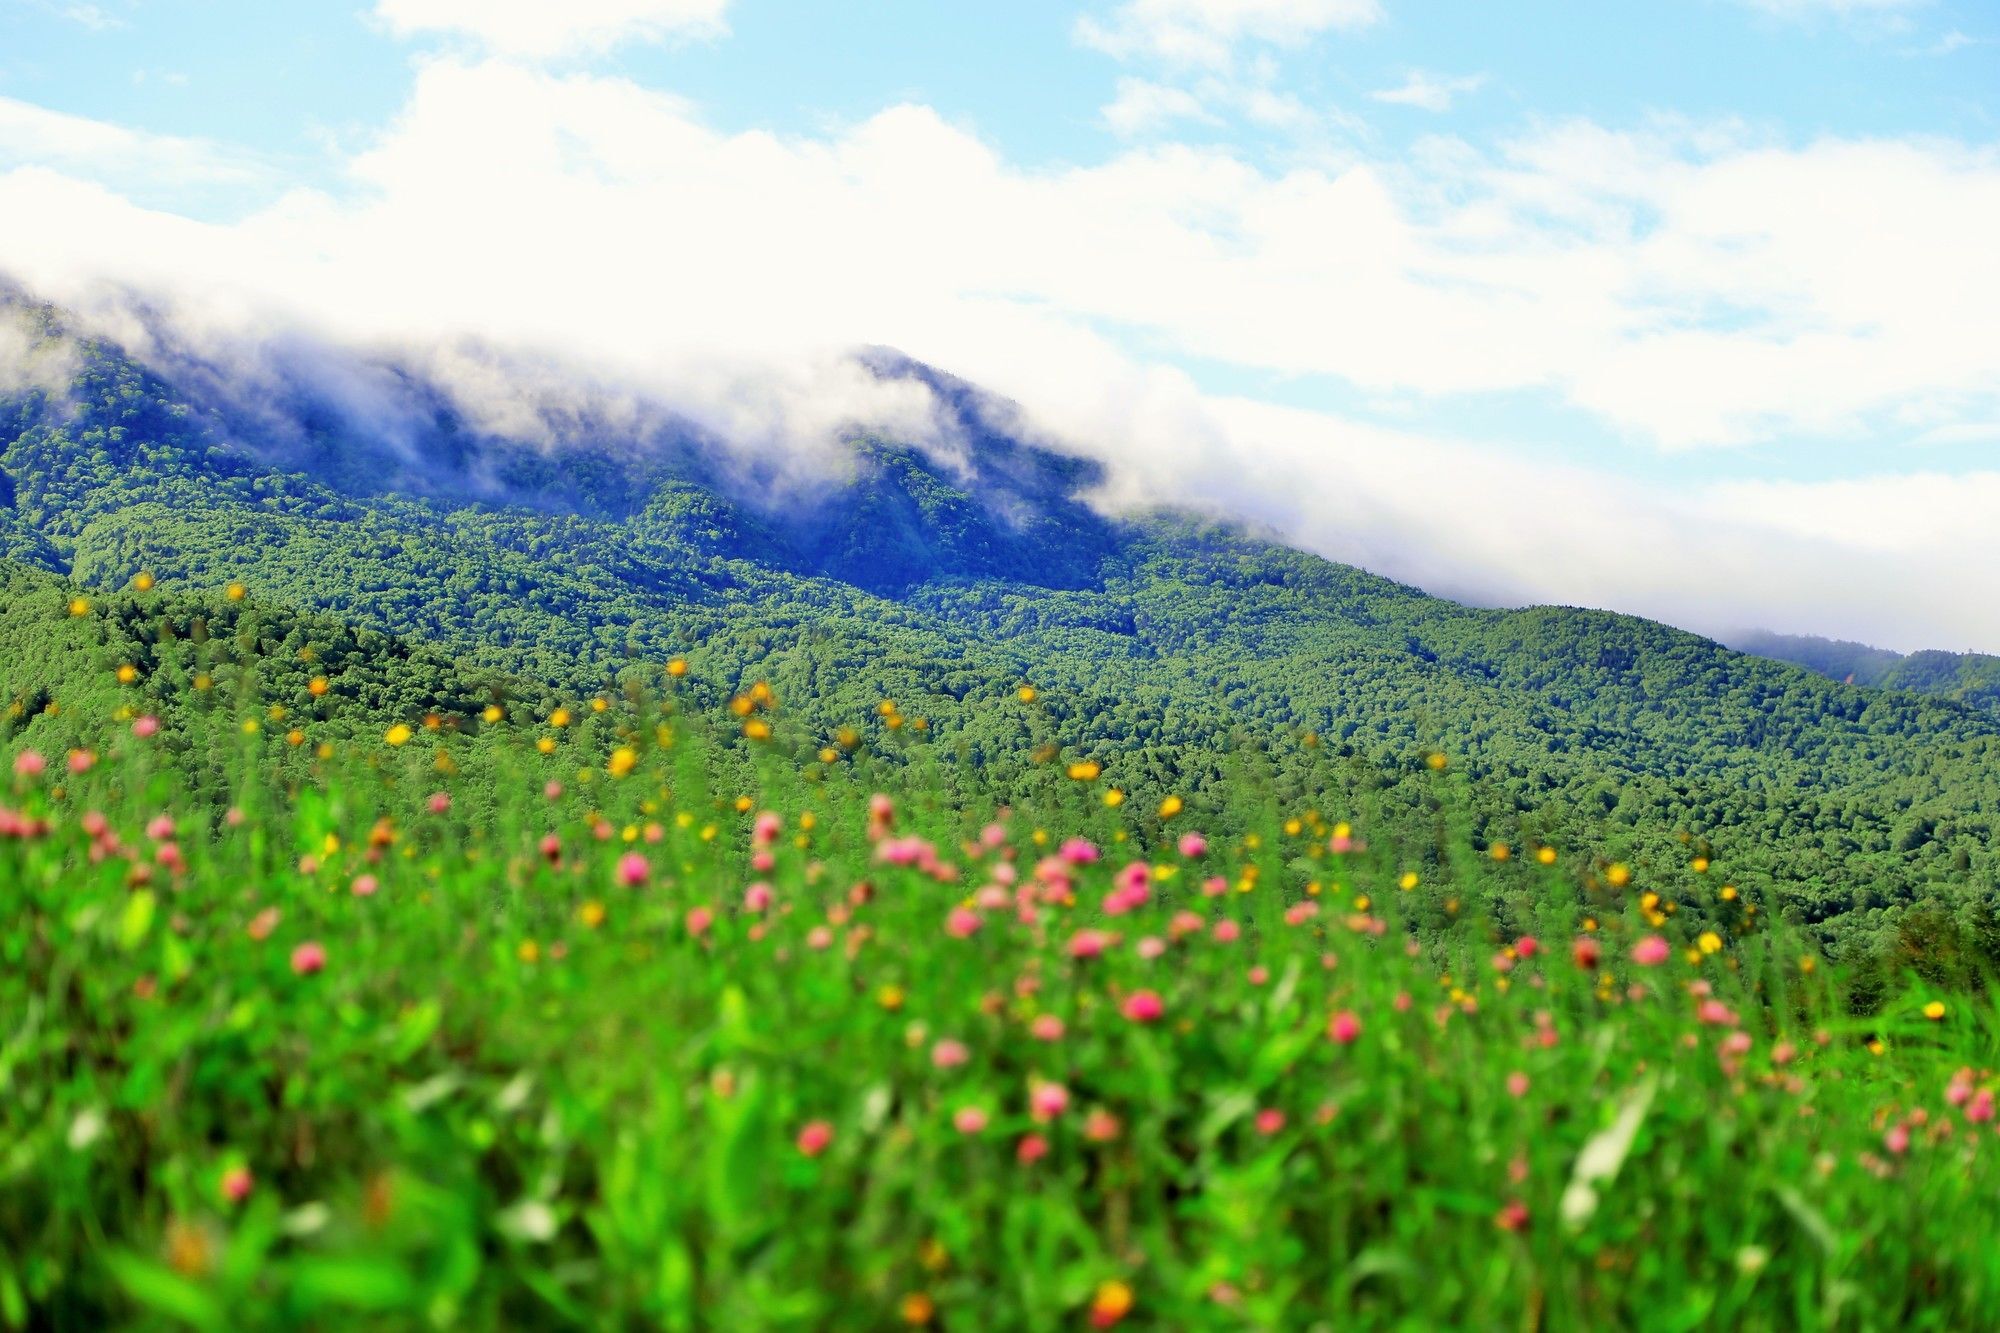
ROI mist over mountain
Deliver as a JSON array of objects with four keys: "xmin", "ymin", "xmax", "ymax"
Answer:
[{"xmin": 1733, "ymin": 628, "xmax": 2000, "ymax": 715}]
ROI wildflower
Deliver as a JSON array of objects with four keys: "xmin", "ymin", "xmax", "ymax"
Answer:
[
  {"xmin": 1030, "ymin": 1014, "xmax": 1065, "ymax": 1042},
  {"xmin": 1606, "ymin": 863, "xmax": 1633, "ymax": 888},
  {"xmin": 1495, "ymin": 1201, "xmax": 1530, "ymax": 1233},
  {"xmin": 617, "ymin": 853, "xmax": 650, "ymax": 888},
  {"xmin": 1536, "ymin": 846, "xmax": 1557, "ymax": 865},
  {"xmin": 1135, "ymin": 936, "xmax": 1166, "ymax": 960},
  {"xmin": 1924, "ymin": 1000, "xmax": 1947, "ymax": 1021},
  {"xmin": 219, "ymin": 1166, "xmax": 253, "ymax": 1204},
  {"xmin": 686, "ymin": 906, "xmax": 714, "ymax": 937},
  {"xmin": 944, "ymin": 906, "xmax": 981, "ymax": 938},
  {"xmin": 607, "ymin": 747, "xmax": 637, "ymax": 778},
  {"xmin": 1029, "ymin": 1082, "xmax": 1071, "ymax": 1122},
  {"xmin": 1506, "ymin": 1072, "xmax": 1530, "ymax": 1098},
  {"xmin": 1066, "ymin": 760, "xmax": 1101, "ymax": 782},
  {"xmin": 744, "ymin": 883, "xmax": 774, "ymax": 913},
  {"xmin": 1016, "ymin": 1133, "xmax": 1050, "ymax": 1165},
  {"xmin": 1177, "ymin": 832, "xmax": 1207, "ymax": 858},
  {"xmin": 1090, "ymin": 1279, "xmax": 1135, "ymax": 1328},
  {"xmin": 1068, "ymin": 929, "xmax": 1113, "ymax": 960},
  {"xmin": 1158, "ymin": 794, "xmax": 1184, "ymax": 819},
  {"xmin": 428, "ymin": 792, "xmax": 451, "ymax": 815},
  {"xmin": 1327, "ymin": 1010, "xmax": 1361, "ymax": 1045},
  {"xmin": 12, "ymin": 751, "xmax": 45, "ymax": 778},
  {"xmin": 290, "ymin": 942, "xmax": 326, "ymax": 976},
  {"xmin": 351, "ymin": 874, "xmax": 379, "ymax": 898},
  {"xmin": 1213, "ymin": 919, "xmax": 1240, "ymax": 943},
  {"xmin": 1083, "ymin": 1108, "xmax": 1122, "ymax": 1142},
  {"xmin": 952, "ymin": 1107, "xmax": 989, "ymax": 1135},
  {"xmin": 384, "ymin": 724, "xmax": 413, "ymax": 747},
  {"xmin": 1122, "ymin": 990, "xmax": 1164, "ymax": 1023},
  {"xmin": 931, "ymin": 1039, "xmax": 970, "ymax": 1070},
  {"xmin": 1884, "ymin": 1123, "xmax": 1910, "ymax": 1156},
  {"xmin": 1255, "ymin": 1108, "xmax": 1286, "ymax": 1135},
  {"xmin": 1631, "ymin": 936, "xmax": 1671, "ymax": 967},
  {"xmin": 900, "ymin": 1292, "xmax": 936, "ymax": 1325},
  {"xmin": 1515, "ymin": 936, "xmax": 1540, "ymax": 959},
  {"xmin": 1698, "ymin": 931, "xmax": 1723, "ymax": 955},
  {"xmin": 1573, "ymin": 936, "xmax": 1602, "ymax": 969},
  {"xmin": 796, "ymin": 1121, "xmax": 834, "ymax": 1157},
  {"xmin": 1016, "ymin": 684, "xmax": 1037, "ymax": 703}
]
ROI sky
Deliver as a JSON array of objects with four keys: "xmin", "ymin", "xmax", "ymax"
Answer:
[{"xmin": 1, "ymin": 0, "xmax": 1997, "ymax": 651}]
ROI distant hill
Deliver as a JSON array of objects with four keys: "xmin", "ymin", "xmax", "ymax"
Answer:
[
  {"xmin": 1732, "ymin": 629, "xmax": 2000, "ymax": 715},
  {"xmin": 4, "ymin": 285, "xmax": 1998, "ymax": 968}
]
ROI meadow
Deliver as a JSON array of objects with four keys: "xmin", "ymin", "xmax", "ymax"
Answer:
[{"xmin": 5, "ymin": 646, "xmax": 2000, "ymax": 1330}]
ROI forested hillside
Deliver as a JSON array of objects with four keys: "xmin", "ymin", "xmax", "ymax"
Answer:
[
  {"xmin": 4, "ymin": 292, "xmax": 1998, "ymax": 979},
  {"xmin": 1734, "ymin": 628, "xmax": 2000, "ymax": 715}
]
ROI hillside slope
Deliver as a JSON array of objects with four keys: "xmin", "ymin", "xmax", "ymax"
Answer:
[{"xmin": 3, "ymin": 293, "xmax": 1997, "ymax": 963}]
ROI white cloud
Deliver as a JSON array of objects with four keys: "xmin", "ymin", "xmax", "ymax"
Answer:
[
  {"xmin": 1368, "ymin": 70, "xmax": 1486, "ymax": 113},
  {"xmin": 1103, "ymin": 78, "xmax": 1217, "ymax": 135},
  {"xmin": 372, "ymin": 0, "xmax": 731, "ymax": 59},
  {"xmin": 1, "ymin": 64, "xmax": 1998, "ymax": 648},
  {"xmin": 1078, "ymin": 0, "xmax": 1382, "ymax": 67},
  {"xmin": 0, "ymin": 96, "xmax": 264, "ymax": 190}
]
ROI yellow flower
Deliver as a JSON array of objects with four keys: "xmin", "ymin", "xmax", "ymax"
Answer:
[
  {"xmin": 1398, "ymin": 871, "xmax": 1419, "ymax": 891},
  {"xmin": 899, "ymin": 1292, "xmax": 935, "ymax": 1326},
  {"xmin": 1091, "ymin": 1280, "xmax": 1134, "ymax": 1326},
  {"xmin": 607, "ymin": 747, "xmax": 638, "ymax": 778},
  {"xmin": 666, "ymin": 657, "xmax": 688, "ymax": 677},
  {"xmin": 1066, "ymin": 760, "xmax": 1101, "ymax": 782},
  {"xmin": 742, "ymin": 719, "xmax": 772, "ymax": 741},
  {"xmin": 591, "ymin": 697, "xmax": 609, "ymax": 714},
  {"xmin": 1698, "ymin": 931, "xmax": 1722, "ymax": 955},
  {"xmin": 68, "ymin": 597, "xmax": 91, "ymax": 617},
  {"xmin": 734, "ymin": 795, "xmax": 754, "ymax": 813},
  {"xmin": 517, "ymin": 940, "xmax": 541, "ymax": 964},
  {"xmin": 1016, "ymin": 685, "xmax": 1037, "ymax": 703},
  {"xmin": 115, "ymin": 664, "xmax": 138, "ymax": 685},
  {"xmin": 133, "ymin": 571, "xmax": 154, "ymax": 592},
  {"xmin": 1284, "ymin": 818, "xmax": 1303, "ymax": 837},
  {"xmin": 877, "ymin": 984, "xmax": 905, "ymax": 1011},
  {"xmin": 225, "ymin": 582, "xmax": 247, "ymax": 602},
  {"xmin": 1720, "ymin": 884, "xmax": 1738, "ymax": 901},
  {"xmin": 1489, "ymin": 842, "xmax": 1511, "ymax": 862},
  {"xmin": 241, "ymin": 719, "xmax": 260, "ymax": 735},
  {"xmin": 308, "ymin": 676, "xmax": 329, "ymax": 697},
  {"xmin": 1924, "ymin": 1000, "xmax": 1946, "ymax": 1021},
  {"xmin": 536, "ymin": 737, "xmax": 557, "ymax": 755},
  {"xmin": 483, "ymin": 704, "xmax": 505, "ymax": 724},
  {"xmin": 1426, "ymin": 752, "xmax": 1448, "ymax": 771},
  {"xmin": 1691, "ymin": 857, "xmax": 1710, "ymax": 873},
  {"xmin": 579, "ymin": 901, "xmax": 606, "ymax": 929},
  {"xmin": 384, "ymin": 723, "xmax": 413, "ymax": 747},
  {"xmin": 1103, "ymin": 788, "xmax": 1125, "ymax": 808},
  {"xmin": 1158, "ymin": 794, "xmax": 1183, "ymax": 819},
  {"xmin": 286, "ymin": 729, "xmax": 305, "ymax": 747},
  {"xmin": 1536, "ymin": 846, "xmax": 1557, "ymax": 866},
  {"xmin": 818, "ymin": 746, "xmax": 840, "ymax": 764},
  {"xmin": 549, "ymin": 707, "xmax": 572, "ymax": 728},
  {"xmin": 1606, "ymin": 863, "xmax": 1633, "ymax": 888}
]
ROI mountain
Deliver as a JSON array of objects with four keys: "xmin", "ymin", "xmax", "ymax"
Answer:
[
  {"xmin": 3, "ymin": 289, "xmax": 1998, "ymax": 973},
  {"xmin": 1733, "ymin": 629, "xmax": 2000, "ymax": 715}
]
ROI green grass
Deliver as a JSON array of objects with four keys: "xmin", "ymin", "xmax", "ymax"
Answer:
[{"xmin": 4, "ymin": 685, "xmax": 2000, "ymax": 1330}]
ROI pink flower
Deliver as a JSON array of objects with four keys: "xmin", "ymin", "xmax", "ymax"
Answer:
[
  {"xmin": 1328, "ymin": 833, "xmax": 1353, "ymax": 854},
  {"xmin": 617, "ymin": 852, "xmax": 650, "ymax": 887},
  {"xmin": 1506, "ymin": 1072, "xmax": 1530, "ymax": 1098},
  {"xmin": 1212, "ymin": 920, "xmax": 1240, "ymax": 943},
  {"xmin": 796, "ymin": 1120, "xmax": 834, "ymax": 1157},
  {"xmin": 1772, "ymin": 1041, "xmax": 1798, "ymax": 1066},
  {"xmin": 351, "ymin": 874, "xmax": 379, "ymax": 898},
  {"xmin": 953, "ymin": 1106, "xmax": 989, "ymax": 1135},
  {"xmin": 1884, "ymin": 1123, "xmax": 1911, "ymax": 1155},
  {"xmin": 1573, "ymin": 936, "xmax": 1602, "ymax": 969},
  {"xmin": 1495, "ymin": 1200, "xmax": 1530, "ymax": 1233},
  {"xmin": 1068, "ymin": 929, "xmax": 1113, "ymax": 960},
  {"xmin": 1202, "ymin": 876, "xmax": 1228, "ymax": 898},
  {"xmin": 807, "ymin": 926, "xmax": 833, "ymax": 950},
  {"xmin": 744, "ymin": 882, "xmax": 774, "ymax": 913},
  {"xmin": 1254, "ymin": 1108, "xmax": 1286, "ymax": 1136},
  {"xmin": 544, "ymin": 780, "xmax": 563, "ymax": 800},
  {"xmin": 1968, "ymin": 1089, "xmax": 1996, "ymax": 1125},
  {"xmin": 685, "ymin": 906, "xmax": 714, "ymax": 937},
  {"xmin": 67, "ymin": 749, "xmax": 96, "ymax": 774},
  {"xmin": 1083, "ymin": 1108, "xmax": 1121, "ymax": 1143},
  {"xmin": 1697, "ymin": 1000, "xmax": 1736, "ymax": 1027},
  {"xmin": 750, "ymin": 850, "xmax": 776, "ymax": 873},
  {"xmin": 1135, "ymin": 936, "xmax": 1166, "ymax": 960},
  {"xmin": 145, "ymin": 815, "xmax": 175, "ymax": 842},
  {"xmin": 1327, "ymin": 1010, "xmax": 1361, "ymax": 1045},
  {"xmin": 1122, "ymin": 990, "xmax": 1164, "ymax": 1023},
  {"xmin": 1030, "ymin": 1014, "xmax": 1065, "ymax": 1042},
  {"xmin": 290, "ymin": 941, "xmax": 326, "ymax": 976},
  {"xmin": 427, "ymin": 792, "xmax": 451, "ymax": 815},
  {"xmin": 931, "ymin": 1039, "xmax": 970, "ymax": 1069},
  {"xmin": 753, "ymin": 811, "xmax": 783, "ymax": 846},
  {"xmin": 1247, "ymin": 965, "xmax": 1269, "ymax": 985},
  {"xmin": 131, "ymin": 715, "xmax": 160, "ymax": 739},
  {"xmin": 1029, "ymin": 1082, "xmax": 1071, "ymax": 1122},
  {"xmin": 1016, "ymin": 1133, "xmax": 1050, "ymax": 1165},
  {"xmin": 219, "ymin": 1166, "xmax": 254, "ymax": 1204},
  {"xmin": 945, "ymin": 906, "xmax": 982, "ymax": 939},
  {"xmin": 1631, "ymin": 935, "xmax": 1672, "ymax": 967},
  {"xmin": 1177, "ymin": 832, "xmax": 1207, "ymax": 858},
  {"xmin": 1058, "ymin": 837, "xmax": 1099, "ymax": 865},
  {"xmin": 1515, "ymin": 936, "xmax": 1540, "ymax": 959}
]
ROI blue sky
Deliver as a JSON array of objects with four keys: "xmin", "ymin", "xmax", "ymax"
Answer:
[{"xmin": 1, "ymin": 0, "xmax": 1998, "ymax": 650}]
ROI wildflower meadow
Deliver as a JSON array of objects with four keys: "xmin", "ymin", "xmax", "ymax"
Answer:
[{"xmin": 5, "ymin": 643, "xmax": 2000, "ymax": 1330}]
